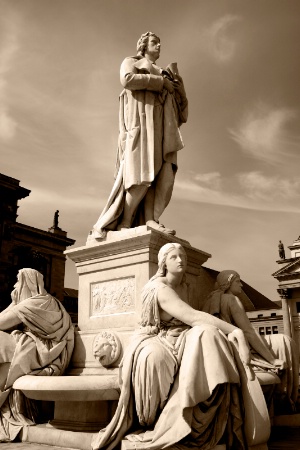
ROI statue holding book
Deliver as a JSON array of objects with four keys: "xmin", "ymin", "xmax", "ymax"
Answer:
[{"xmin": 91, "ymin": 31, "xmax": 188, "ymax": 239}]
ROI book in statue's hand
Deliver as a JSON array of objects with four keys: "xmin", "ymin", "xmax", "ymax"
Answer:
[{"xmin": 166, "ymin": 62, "xmax": 179, "ymax": 80}]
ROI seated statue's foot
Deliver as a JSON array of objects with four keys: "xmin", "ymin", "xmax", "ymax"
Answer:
[
  {"xmin": 88, "ymin": 228, "xmax": 106, "ymax": 241},
  {"xmin": 146, "ymin": 220, "xmax": 176, "ymax": 235}
]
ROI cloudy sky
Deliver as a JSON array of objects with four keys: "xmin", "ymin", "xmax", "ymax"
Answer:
[{"xmin": 1, "ymin": 0, "xmax": 300, "ymax": 300}]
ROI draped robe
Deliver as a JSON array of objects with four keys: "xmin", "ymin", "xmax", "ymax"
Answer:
[
  {"xmin": 0, "ymin": 293, "xmax": 74, "ymax": 441},
  {"xmin": 91, "ymin": 280, "xmax": 246, "ymax": 450}
]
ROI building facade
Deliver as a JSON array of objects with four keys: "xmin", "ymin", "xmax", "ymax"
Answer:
[
  {"xmin": 273, "ymin": 236, "xmax": 300, "ymax": 353},
  {"xmin": 0, "ymin": 173, "xmax": 75, "ymax": 310}
]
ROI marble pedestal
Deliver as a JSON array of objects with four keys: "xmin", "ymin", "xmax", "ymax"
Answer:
[{"xmin": 66, "ymin": 226, "xmax": 211, "ymax": 376}]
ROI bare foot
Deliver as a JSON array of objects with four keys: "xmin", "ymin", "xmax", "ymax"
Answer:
[{"xmin": 146, "ymin": 220, "xmax": 176, "ymax": 235}]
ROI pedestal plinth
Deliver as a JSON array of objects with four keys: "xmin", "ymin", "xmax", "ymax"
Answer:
[{"xmin": 65, "ymin": 226, "xmax": 211, "ymax": 375}]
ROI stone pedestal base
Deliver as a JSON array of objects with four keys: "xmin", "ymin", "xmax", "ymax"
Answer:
[
  {"xmin": 66, "ymin": 226, "xmax": 211, "ymax": 375},
  {"xmin": 49, "ymin": 399, "xmax": 118, "ymax": 432}
]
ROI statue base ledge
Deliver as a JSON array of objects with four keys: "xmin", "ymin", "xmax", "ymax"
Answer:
[
  {"xmin": 121, "ymin": 442, "xmax": 226, "ymax": 450},
  {"xmin": 86, "ymin": 224, "xmax": 191, "ymax": 246},
  {"xmin": 13, "ymin": 374, "xmax": 120, "ymax": 401}
]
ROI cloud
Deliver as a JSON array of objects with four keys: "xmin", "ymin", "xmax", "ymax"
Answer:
[
  {"xmin": 238, "ymin": 171, "xmax": 300, "ymax": 201},
  {"xmin": 194, "ymin": 172, "xmax": 221, "ymax": 190},
  {"xmin": 0, "ymin": 110, "xmax": 16, "ymax": 140},
  {"xmin": 173, "ymin": 171, "xmax": 300, "ymax": 214},
  {"xmin": 0, "ymin": 12, "xmax": 20, "ymax": 141},
  {"xmin": 203, "ymin": 14, "xmax": 242, "ymax": 62},
  {"xmin": 230, "ymin": 102, "xmax": 300, "ymax": 164}
]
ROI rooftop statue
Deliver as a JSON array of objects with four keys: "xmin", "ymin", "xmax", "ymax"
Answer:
[
  {"xmin": 203, "ymin": 270, "xmax": 299, "ymax": 414},
  {"xmin": 0, "ymin": 268, "xmax": 74, "ymax": 442},
  {"xmin": 278, "ymin": 240, "xmax": 285, "ymax": 260},
  {"xmin": 91, "ymin": 32, "xmax": 188, "ymax": 240},
  {"xmin": 91, "ymin": 243, "xmax": 261, "ymax": 450}
]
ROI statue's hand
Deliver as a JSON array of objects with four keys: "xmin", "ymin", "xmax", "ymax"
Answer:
[
  {"xmin": 163, "ymin": 77, "xmax": 175, "ymax": 94},
  {"xmin": 173, "ymin": 75, "xmax": 187, "ymax": 98},
  {"xmin": 228, "ymin": 328, "xmax": 251, "ymax": 366}
]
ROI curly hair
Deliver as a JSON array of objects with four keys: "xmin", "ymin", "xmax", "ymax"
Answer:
[{"xmin": 136, "ymin": 31, "xmax": 160, "ymax": 57}]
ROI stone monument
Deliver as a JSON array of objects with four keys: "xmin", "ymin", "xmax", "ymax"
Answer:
[{"xmin": 8, "ymin": 30, "xmax": 295, "ymax": 450}]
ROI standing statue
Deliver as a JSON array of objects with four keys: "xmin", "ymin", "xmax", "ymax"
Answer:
[
  {"xmin": 91, "ymin": 32, "xmax": 188, "ymax": 240},
  {"xmin": 0, "ymin": 268, "xmax": 74, "ymax": 441},
  {"xmin": 203, "ymin": 270, "xmax": 299, "ymax": 413},
  {"xmin": 278, "ymin": 240, "xmax": 285, "ymax": 259},
  {"xmin": 92, "ymin": 243, "xmax": 257, "ymax": 450},
  {"xmin": 53, "ymin": 210, "xmax": 59, "ymax": 228}
]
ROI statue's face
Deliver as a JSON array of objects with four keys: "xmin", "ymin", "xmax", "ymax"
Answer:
[
  {"xmin": 165, "ymin": 248, "xmax": 187, "ymax": 275},
  {"xmin": 11, "ymin": 273, "xmax": 21, "ymax": 303},
  {"xmin": 228, "ymin": 276, "xmax": 243, "ymax": 296},
  {"xmin": 145, "ymin": 36, "xmax": 160, "ymax": 62},
  {"xmin": 93, "ymin": 338, "xmax": 112, "ymax": 365}
]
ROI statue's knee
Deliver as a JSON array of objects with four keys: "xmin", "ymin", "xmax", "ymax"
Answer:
[
  {"xmin": 192, "ymin": 324, "xmax": 219, "ymax": 335},
  {"xmin": 138, "ymin": 343, "xmax": 166, "ymax": 370}
]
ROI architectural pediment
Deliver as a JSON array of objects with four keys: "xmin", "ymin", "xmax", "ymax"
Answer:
[{"xmin": 272, "ymin": 257, "xmax": 300, "ymax": 280}]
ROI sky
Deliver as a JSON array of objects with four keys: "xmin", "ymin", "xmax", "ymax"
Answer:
[{"xmin": 1, "ymin": 0, "xmax": 300, "ymax": 301}]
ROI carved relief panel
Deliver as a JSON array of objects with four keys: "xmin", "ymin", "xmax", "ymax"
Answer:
[{"xmin": 91, "ymin": 277, "xmax": 135, "ymax": 317}]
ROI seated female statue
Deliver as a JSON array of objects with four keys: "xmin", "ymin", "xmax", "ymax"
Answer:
[
  {"xmin": 0, "ymin": 268, "xmax": 74, "ymax": 442},
  {"xmin": 92, "ymin": 243, "xmax": 254, "ymax": 450},
  {"xmin": 203, "ymin": 270, "xmax": 298, "ymax": 413}
]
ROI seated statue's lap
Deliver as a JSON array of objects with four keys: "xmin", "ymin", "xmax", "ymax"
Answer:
[{"xmin": 133, "ymin": 337, "xmax": 178, "ymax": 426}]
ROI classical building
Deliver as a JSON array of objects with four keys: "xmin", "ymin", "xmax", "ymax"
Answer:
[
  {"xmin": 0, "ymin": 173, "xmax": 75, "ymax": 311},
  {"xmin": 273, "ymin": 236, "xmax": 300, "ymax": 352}
]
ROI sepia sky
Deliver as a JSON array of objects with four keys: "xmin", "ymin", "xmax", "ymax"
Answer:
[{"xmin": 1, "ymin": 0, "xmax": 300, "ymax": 300}]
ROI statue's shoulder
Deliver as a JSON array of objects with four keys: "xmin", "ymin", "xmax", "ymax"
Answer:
[{"xmin": 121, "ymin": 55, "xmax": 140, "ymax": 64}]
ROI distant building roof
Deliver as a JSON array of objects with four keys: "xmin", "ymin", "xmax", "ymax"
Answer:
[
  {"xmin": 64, "ymin": 288, "xmax": 78, "ymax": 298},
  {"xmin": 203, "ymin": 267, "xmax": 280, "ymax": 311}
]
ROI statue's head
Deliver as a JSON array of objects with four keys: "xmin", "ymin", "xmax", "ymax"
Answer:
[
  {"xmin": 11, "ymin": 268, "xmax": 46, "ymax": 304},
  {"xmin": 137, "ymin": 31, "xmax": 160, "ymax": 57},
  {"xmin": 156, "ymin": 243, "xmax": 187, "ymax": 278},
  {"xmin": 215, "ymin": 270, "xmax": 241, "ymax": 295}
]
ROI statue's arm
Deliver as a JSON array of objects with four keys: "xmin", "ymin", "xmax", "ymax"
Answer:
[
  {"xmin": 0, "ymin": 308, "xmax": 22, "ymax": 330},
  {"xmin": 158, "ymin": 286, "xmax": 236, "ymax": 332},
  {"xmin": 171, "ymin": 75, "xmax": 188, "ymax": 124},
  {"xmin": 120, "ymin": 57, "xmax": 164, "ymax": 92},
  {"xmin": 158, "ymin": 285, "xmax": 250, "ymax": 364},
  {"xmin": 229, "ymin": 295, "xmax": 284, "ymax": 367}
]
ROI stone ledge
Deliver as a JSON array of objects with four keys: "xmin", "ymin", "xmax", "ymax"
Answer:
[
  {"xmin": 20, "ymin": 424, "xmax": 95, "ymax": 450},
  {"xmin": 121, "ymin": 441, "xmax": 226, "ymax": 450},
  {"xmin": 13, "ymin": 374, "xmax": 120, "ymax": 401}
]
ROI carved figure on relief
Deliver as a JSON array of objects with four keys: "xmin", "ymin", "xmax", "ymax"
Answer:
[
  {"xmin": 91, "ymin": 278, "xmax": 135, "ymax": 316},
  {"xmin": 90, "ymin": 31, "xmax": 188, "ymax": 240}
]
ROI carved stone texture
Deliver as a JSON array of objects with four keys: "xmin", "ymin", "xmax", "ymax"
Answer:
[
  {"xmin": 93, "ymin": 331, "xmax": 121, "ymax": 367},
  {"xmin": 91, "ymin": 277, "xmax": 135, "ymax": 317}
]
